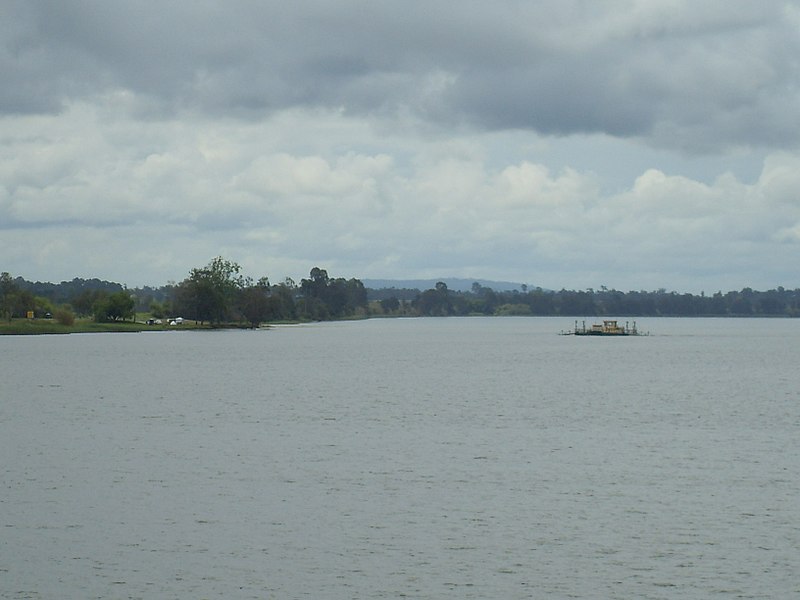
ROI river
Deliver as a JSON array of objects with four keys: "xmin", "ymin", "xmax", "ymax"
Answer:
[{"xmin": 1, "ymin": 317, "xmax": 798, "ymax": 599}]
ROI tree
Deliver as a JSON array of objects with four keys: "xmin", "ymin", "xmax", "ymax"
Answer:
[
  {"xmin": 344, "ymin": 278, "xmax": 368, "ymax": 315},
  {"xmin": 556, "ymin": 290, "xmax": 596, "ymax": 316},
  {"xmin": 380, "ymin": 296, "xmax": 400, "ymax": 313},
  {"xmin": 527, "ymin": 288, "xmax": 555, "ymax": 315},
  {"xmin": 72, "ymin": 289, "xmax": 109, "ymax": 317},
  {"xmin": 1, "ymin": 272, "xmax": 18, "ymax": 321},
  {"xmin": 468, "ymin": 284, "xmax": 498, "ymax": 315},
  {"xmin": 296, "ymin": 296, "xmax": 330, "ymax": 320},
  {"xmin": 414, "ymin": 282, "xmax": 453, "ymax": 316},
  {"xmin": 267, "ymin": 279, "xmax": 298, "ymax": 321},
  {"xmin": 298, "ymin": 267, "xmax": 367, "ymax": 320},
  {"xmin": 300, "ymin": 267, "xmax": 330, "ymax": 302},
  {"xmin": 95, "ymin": 291, "xmax": 135, "ymax": 322},
  {"xmin": 174, "ymin": 257, "xmax": 244, "ymax": 324},
  {"xmin": 238, "ymin": 277, "xmax": 271, "ymax": 327},
  {"xmin": 149, "ymin": 299, "xmax": 168, "ymax": 318},
  {"xmin": 34, "ymin": 296, "xmax": 54, "ymax": 318}
]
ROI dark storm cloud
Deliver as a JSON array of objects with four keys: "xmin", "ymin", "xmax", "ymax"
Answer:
[{"xmin": 3, "ymin": 1, "xmax": 799, "ymax": 149}]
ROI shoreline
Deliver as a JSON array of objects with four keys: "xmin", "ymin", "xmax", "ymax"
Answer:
[{"xmin": 0, "ymin": 319, "xmax": 266, "ymax": 336}]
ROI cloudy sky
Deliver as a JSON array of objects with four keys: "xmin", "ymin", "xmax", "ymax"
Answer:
[{"xmin": 2, "ymin": 1, "xmax": 800, "ymax": 292}]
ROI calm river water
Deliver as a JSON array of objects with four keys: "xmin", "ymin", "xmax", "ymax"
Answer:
[{"xmin": 1, "ymin": 317, "xmax": 799, "ymax": 599}]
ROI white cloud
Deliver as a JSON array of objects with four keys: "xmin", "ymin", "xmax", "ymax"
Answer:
[
  {"xmin": 2, "ymin": 2, "xmax": 799, "ymax": 292},
  {"xmin": 1, "ymin": 96, "xmax": 799, "ymax": 291}
]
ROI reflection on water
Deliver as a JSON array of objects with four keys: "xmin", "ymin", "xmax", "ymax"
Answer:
[{"xmin": 2, "ymin": 318, "xmax": 799, "ymax": 599}]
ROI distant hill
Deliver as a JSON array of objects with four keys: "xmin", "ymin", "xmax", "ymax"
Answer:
[{"xmin": 362, "ymin": 278, "xmax": 530, "ymax": 293}]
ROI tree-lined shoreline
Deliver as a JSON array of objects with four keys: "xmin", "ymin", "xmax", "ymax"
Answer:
[{"xmin": 2, "ymin": 257, "xmax": 799, "ymax": 334}]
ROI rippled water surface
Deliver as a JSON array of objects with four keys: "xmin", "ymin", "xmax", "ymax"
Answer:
[{"xmin": 2, "ymin": 318, "xmax": 799, "ymax": 599}]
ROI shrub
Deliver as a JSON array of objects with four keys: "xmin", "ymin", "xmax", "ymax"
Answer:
[{"xmin": 54, "ymin": 307, "xmax": 75, "ymax": 326}]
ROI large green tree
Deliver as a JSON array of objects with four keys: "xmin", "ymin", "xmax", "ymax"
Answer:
[
  {"xmin": 174, "ymin": 257, "xmax": 245, "ymax": 324},
  {"xmin": 298, "ymin": 267, "xmax": 367, "ymax": 320},
  {"xmin": 94, "ymin": 291, "xmax": 135, "ymax": 322},
  {"xmin": 237, "ymin": 277, "xmax": 271, "ymax": 327},
  {"xmin": 413, "ymin": 281, "xmax": 453, "ymax": 316},
  {"xmin": 264, "ymin": 279, "xmax": 298, "ymax": 322},
  {"xmin": 1, "ymin": 272, "xmax": 18, "ymax": 321},
  {"xmin": 0, "ymin": 272, "xmax": 35, "ymax": 320}
]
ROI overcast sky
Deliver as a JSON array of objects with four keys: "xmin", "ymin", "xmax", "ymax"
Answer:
[{"xmin": 2, "ymin": 1, "xmax": 800, "ymax": 292}]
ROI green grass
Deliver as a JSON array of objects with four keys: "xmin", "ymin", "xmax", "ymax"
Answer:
[{"xmin": 0, "ymin": 318, "xmax": 213, "ymax": 335}]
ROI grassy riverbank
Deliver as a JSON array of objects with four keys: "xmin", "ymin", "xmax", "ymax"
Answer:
[{"xmin": 0, "ymin": 318, "xmax": 221, "ymax": 335}]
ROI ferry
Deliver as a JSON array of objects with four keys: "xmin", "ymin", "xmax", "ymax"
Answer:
[{"xmin": 564, "ymin": 320, "xmax": 643, "ymax": 336}]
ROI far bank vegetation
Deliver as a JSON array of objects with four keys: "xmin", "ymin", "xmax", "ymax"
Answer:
[{"xmin": 2, "ymin": 259, "xmax": 800, "ymax": 334}]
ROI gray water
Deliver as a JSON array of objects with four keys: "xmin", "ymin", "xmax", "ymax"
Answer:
[{"xmin": 1, "ymin": 317, "xmax": 798, "ymax": 599}]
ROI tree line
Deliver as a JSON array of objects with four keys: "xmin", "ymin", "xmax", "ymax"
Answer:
[
  {"xmin": 168, "ymin": 258, "xmax": 367, "ymax": 326},
  {"xmin": 4, "ymin": 260, "xmax": 800, "ymax": 326},
  {"xmin": 404, "ymin": 283, "xmax": 800, "ymax": 317},
  {"xmin": 2, "ymin": 258, "xmax": 369, "ymax": 326}
]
